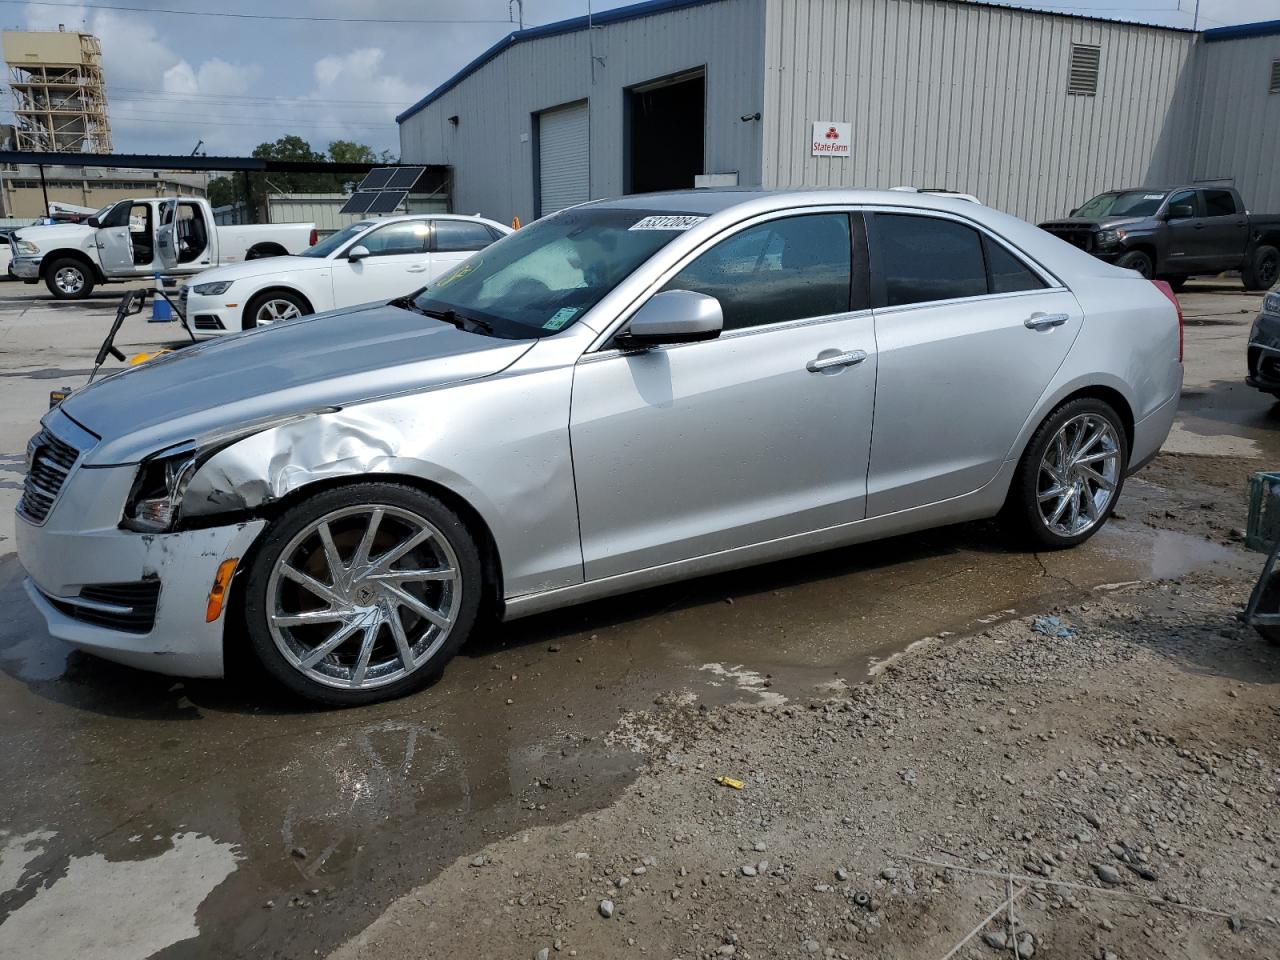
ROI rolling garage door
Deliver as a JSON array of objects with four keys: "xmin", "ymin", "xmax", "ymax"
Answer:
[{"xmin": 538, "ymin": 101, "xmax": 589, "ymax": 217}]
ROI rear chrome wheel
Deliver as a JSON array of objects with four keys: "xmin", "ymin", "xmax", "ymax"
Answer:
[
  {"xmin": 244, "ymin": 483, "xmax": 482, "ymax": 705},
  {"xmin": 1005, "ymin": 398, "xmax": 1128, "ymax": 549},
  {"xmin": 1036, "ymin": 413, "xmax": 1121, "ymax": 539}
]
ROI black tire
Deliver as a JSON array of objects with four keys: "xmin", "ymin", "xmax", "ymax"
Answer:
[
  {"xmin": 242, "ymin": 482, "xmax": 484, "ymax": 706},
  {"xmin": 1115, "ymin": 250, "xmax": 1154, "ymax": 279},
  {"xmin": 243, "ymin": 289, "xmax": 309, "ymax": 330},
  {"xmin": 43, "ymin": 257, "xmax": 95, "ymax": 299},
  {"xmin": 1003, "ymin": 398, "xmax": 1129, "ymax": 550},
  {"xmin": 1242, "ymin": 245, "xmax": 1279, "ymax": 291}
]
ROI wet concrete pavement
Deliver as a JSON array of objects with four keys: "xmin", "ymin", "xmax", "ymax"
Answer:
[{"xmin": 0, "ymin": 280, "xmax": 1272, "ymax": 958}]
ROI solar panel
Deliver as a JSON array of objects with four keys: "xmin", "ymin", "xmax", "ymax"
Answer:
[
  {"xmin": 356, "ymin": 168, "xmax": 395, "ymax": 190},
  {"xmin": 365, "ymin": 190, "xmax": 408, "ymax": 215},
  {"xmin": 339, "ymin": 191, "xmax": 379, "ymax": 214},
  {"xmin": 386, "ymin": 166, "xmax": 425, "ymax": 190}
]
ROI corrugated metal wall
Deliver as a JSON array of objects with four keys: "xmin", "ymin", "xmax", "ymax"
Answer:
[
  {"xmin": 398, "ymin": 0, "xmax": 766, "ymax": 224},
  {"xmin": 760, "ymin": 0, "xmax": 1199, "ymax": 222},
  {"xmin": 1193, "ymin": 35, "xmax": 1280, "ymax": 213}
]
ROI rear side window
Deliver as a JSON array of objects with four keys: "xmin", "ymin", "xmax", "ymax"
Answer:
[
  {"xmin": 434, "ymin": 219, "xmax": 498, "ymax": 252},
  {"xmin": 1201, "ymin": 189, "xmax": 1238, "ymax": 216},
  {"xmin": 662, "ymin": 213, "xmax": 853, "ymax": 331},
  {"xmin": 984, "ymin": 236, "xmax": 1047, "ymax": 294},
  {"xmin": 873, "ymin": 214, "xmax": 987, "ymax": 307}
]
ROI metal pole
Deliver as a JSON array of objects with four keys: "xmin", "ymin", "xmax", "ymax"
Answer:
[
  {"xmin": 37, "ymin": 163, "xmax": 49, "ymax": 215},
  {"xmin": 240, "ymin": 169, "xmax": 252, "ymax": 224},
  {"xmin": 1192, "ymin": 0, "xmax": 1201, "ymax": 31}
]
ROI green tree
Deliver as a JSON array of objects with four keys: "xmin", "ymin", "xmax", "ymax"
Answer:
[{"xmin": 207, "ymin": 175, "xmax": 239, "ymax": 209}]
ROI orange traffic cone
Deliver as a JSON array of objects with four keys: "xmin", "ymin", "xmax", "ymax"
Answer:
[{"xmin": 512, "ymin": 215, "xmax": 521, "ymax": 230}]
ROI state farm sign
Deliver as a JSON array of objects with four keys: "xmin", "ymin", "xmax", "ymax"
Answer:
[{"xmin": 811, "ymin": 121, "xmax": 851, "ymax": 157}]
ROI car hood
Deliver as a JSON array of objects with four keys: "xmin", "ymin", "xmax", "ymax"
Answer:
[
  {"xmin": 186, "ymin": 255, "xmax": 331, "ymax": 286},
  {"xmin": 60, "ymin": 301, "xmax": 536, "ymax": 465},
  {"xmin": 12, "ymin": 222, "xmax": 92, "ymax": 247}
]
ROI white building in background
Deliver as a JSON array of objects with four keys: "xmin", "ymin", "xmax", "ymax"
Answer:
[{"xmin": 396, "ymin": 0, "xmax": 1280, "ymax": 224}]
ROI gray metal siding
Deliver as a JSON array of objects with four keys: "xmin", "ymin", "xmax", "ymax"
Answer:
[
  {"xmin": 760, "ymin": 0, "xmax": 1198, "ymax": 223},
  {"xmin": 1193, "ymin": 35, "xmax": 1280, "ymax": 212},
  {"xmin": 399, "ymin": 0, "xmax": 766, "ymax": 224}
]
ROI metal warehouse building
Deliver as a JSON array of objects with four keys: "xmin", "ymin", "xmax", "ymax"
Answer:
[{"xmin": 397, "ymin": 0, "xmax": 1280, "ymax": 225}]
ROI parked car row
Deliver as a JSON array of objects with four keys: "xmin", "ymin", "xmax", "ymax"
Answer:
[{"xmin": 15, "ymin": 188, "xmax": 1182, "ymax": 706}]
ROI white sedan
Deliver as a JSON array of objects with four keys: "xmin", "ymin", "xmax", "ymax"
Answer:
[{"xmin": 179, "ymin": 213, "xmax": 511, "ymax": 337}]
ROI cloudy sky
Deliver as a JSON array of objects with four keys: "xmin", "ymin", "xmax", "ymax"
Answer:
[{"xmin": 2, "ymin": 0, "xmax": 1274, "ymax": 157}]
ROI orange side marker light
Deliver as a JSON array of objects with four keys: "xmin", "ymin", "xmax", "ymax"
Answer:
[{"xmin": 206, "ymin": 558, "xmax": 240, "ymax": 623}]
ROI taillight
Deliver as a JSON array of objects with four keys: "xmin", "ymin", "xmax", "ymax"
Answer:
[
  {"xmin": 1151, "ymin": 279, "xmax": 1183, "ymax": 362},
  {"xmin": 309, "ymin": 228, "xmax": 318, "ymax": 247}
]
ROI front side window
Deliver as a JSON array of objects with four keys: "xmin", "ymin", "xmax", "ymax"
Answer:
[
  {"xmin": 411, "ymin": 207, "xmax": 694, "ymax": 339},
  {"xmin": 1166, "ymin": 190, "xmax": 1199, "ymax": 219},
  {"xmin": 661, "ymin": 213, "xmax": 852, "ymax": 330},
  {"xmin": 1201, "ymin": 189, "xmax": 1238, "ymax": 217},
  {"xmin": 358, "ymin": 220, "xmax": 430, "ymax": 257},
  {"xmin": 434, "ymin": 219, "xmax": 498, "ymax": 252},
  {"xmin": 873, "ymin": 214, "xmax": 987, "ymax": 307}
]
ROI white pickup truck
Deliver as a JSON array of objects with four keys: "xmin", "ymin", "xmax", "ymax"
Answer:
[{"xmin": 10, "ymin": 196, "xmax": 316, "ymax": 300}]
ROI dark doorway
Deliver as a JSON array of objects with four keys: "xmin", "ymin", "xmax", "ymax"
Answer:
[{"xmin": 627, "ymin": 70, "xmax": 705, "ymax": 194}]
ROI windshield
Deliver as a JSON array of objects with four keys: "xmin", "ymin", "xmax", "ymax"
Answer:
[
  {"xmin": 409, "ymin": 207, "xmax": 701, "ymax": 338},
  {"xmin": 301, "ymin": 221, "xmax": 372, "ymax": 258},
  {"xmin": 1075, "ymin": 190, "xmax": 1167, "ymax": 219}
]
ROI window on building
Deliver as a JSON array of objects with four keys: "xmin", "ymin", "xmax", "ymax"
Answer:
[
  {"xmin": 661, "ymin": 213, "xmax": 852, "ymax": 330},
  {"xmin": 433, "ymin": 219, "xmax": 498, "ymax": 252},
  {"xmin": 1068, "ymin": 43, "xmax": 1101, "ymax": 97},
  {"xmin": 1201, "ymin": 189, "xmax": 1238, "ymax": 217},
  {"xmin": 873, "ymin": 214, "xmax": 988, "ymax": 307},
  {"xmin": 983, "ymin": 237, "xmax": 1048, "ymax": 294}
]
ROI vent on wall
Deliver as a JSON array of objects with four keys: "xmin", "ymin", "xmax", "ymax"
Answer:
[
  {"xmin": 1271, "ymin": 59, "xmax": 1280, "ymax": 94},
  {"xmin": 1068, "ymin": 43, "xmax": 1101, "ymax": 97}
]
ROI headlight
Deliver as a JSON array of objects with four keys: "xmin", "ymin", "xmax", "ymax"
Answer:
[
  {"xmin": 16, "ymin": 240, "xmax": 39, "ymax": 255},
  {"xmin": 1095, "ymin": 229, "xmax": 1125, "ymax": 247},
  {"xmin": 121, "ymin": 409, "xmax": 335, "ymax": 532},
  {"xmin": 192, "ymin": 280, "xmax": 233, "ymax": 295},
  {"xmin": 1265, "ymin": 292, "xmax": 1280, "ymax": 316}
]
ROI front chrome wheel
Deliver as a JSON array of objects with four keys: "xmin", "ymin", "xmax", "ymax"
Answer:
[
  {"xmin": 265, "ymin": 504, "xmax": 462, "ymax": 692},
  {"xmin": 255, "ymin": 297, "xmax": 302, "ymax": 325},
  {"xmin": 54, "ymin": 266, "xmax": 85, "ymax": 295},
  {"xmin": 1036, "ymin": 413, "xmax": 1121, "ymax": 538}
]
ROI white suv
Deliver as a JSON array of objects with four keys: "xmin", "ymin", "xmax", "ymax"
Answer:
[{"xmin": 180, "ymin": 213, "xmax": 510, "ymax": 337}]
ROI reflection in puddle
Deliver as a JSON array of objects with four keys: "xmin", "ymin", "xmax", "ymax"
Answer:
[{"xmin": 0, "ymin": 832, "xmax": 238, "ymax": 958}]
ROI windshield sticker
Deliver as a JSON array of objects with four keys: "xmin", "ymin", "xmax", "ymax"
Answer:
[
  {"xmin": 543, "ymin": 307, "xmax": 580, "ymax": 330},
  {"xmin": 628, "ymin": 215, "xmax": 707, "ymax": 232},
  {"xmin": 1143, "ymin": 194, "xmax": 1164, "ymax": 200},
  {"xmin": 434, "ymin": 260, "xmax": 480, "ymax": 288}
]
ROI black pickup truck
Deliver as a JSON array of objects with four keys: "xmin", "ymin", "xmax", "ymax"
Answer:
[{"xmin": 1039, "ymin": 186, "xmax": 1280, "ymax": 290}]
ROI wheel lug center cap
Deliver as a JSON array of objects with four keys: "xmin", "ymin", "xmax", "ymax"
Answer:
[{"xmin": 353, "ymin": 584, "xmax": 376, "ymax": 605}]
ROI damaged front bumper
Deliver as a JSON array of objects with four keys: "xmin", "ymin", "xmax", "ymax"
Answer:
[{"xmin": 16, "ymin": 476, "xmax": 265, "ymax": 677}]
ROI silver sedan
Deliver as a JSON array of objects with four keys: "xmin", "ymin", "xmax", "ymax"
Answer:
[{"xmin": 16, "ymin": 189, "xmax": 1183, "ymax": 705}]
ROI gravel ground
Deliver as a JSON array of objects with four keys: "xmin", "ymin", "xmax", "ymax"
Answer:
[{"xmin": 328, "ymin": 454, "xmax": 1280, "ymax": 960}]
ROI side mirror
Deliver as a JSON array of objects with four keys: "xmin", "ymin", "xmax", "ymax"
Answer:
[
  {"xmin": 615, "ymin": 290, "xmax": 723, "ymax": 348},
  {"xmin": 1167, "ymin": 205, "xmax": 1194, "ymax": 220},
  {"xmin": 87, "ymin": 216, "xmax": 100, "ymax": 228},
  {"xmin": 347, "ymin": 244, "xmax": 371, "ymax": 261}
]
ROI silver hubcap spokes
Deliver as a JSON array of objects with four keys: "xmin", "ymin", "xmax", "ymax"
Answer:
[
  {"xmin": 257, "ymin": 299, "xmax": 301, "ymax": 325},
  {"xmin": 1037, "ymin": 414, "xmax": 1121, "ymax": 538},
  {"xmin": 55, "ymin": 267, "xmax": 84, "ymax": 293},
  {"xmin": 267, "ymin": 505, "xmax": 461, "ymax": 690}
]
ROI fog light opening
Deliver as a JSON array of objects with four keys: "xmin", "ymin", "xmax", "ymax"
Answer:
[{"xmin": 206, "ymin": 558, "xmax": 240, "ymax": 623}]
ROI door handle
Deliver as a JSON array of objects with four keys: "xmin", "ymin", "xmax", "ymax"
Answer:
[
  {"xmin": 406, "ymin": 265, "xmax": 427, "ymax": 273},
  {"xmin": 806, "ymin": 349, "xmax": 867, "ymax": 373},
  {"xmin": 1025, "ymin": 312, "xmax": 1069, "ymax": 331}
]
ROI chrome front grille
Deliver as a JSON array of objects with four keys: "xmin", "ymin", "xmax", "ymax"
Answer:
[{"xmin": 19, "ymin": 428, "xmax": 80, "ymax": 524}]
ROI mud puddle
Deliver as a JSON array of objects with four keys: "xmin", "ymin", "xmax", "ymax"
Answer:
[{"xmin": 0, "ymin": 516, "xmax": 1248, "ymax": 958}]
